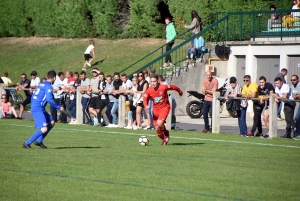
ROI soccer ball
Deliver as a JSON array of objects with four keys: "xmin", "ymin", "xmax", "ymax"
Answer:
[{"xmin": 139, "ymin": 136, "xmax": 149, "ymax": 146}]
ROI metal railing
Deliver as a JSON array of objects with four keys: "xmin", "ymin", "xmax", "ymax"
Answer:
[
  {"xmin": 125, "ymin": 9, "xmax": 300, "ymax": 80},
  {"xmin": 119, "ymin": 12, "xmax": 224, "ymax": 75}
]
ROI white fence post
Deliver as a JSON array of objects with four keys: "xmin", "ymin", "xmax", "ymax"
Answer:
[
  {"xmin": 269, "ymin": 94, "xmax": 278, "ymax": 137},
  {"xmin": 166, "ymin": 93, "xmax": 172, "ymax": 130},
  {"xmin": 212, "ymin": 92, "xmax": 220, "ymax": 133},
  {"xmin": 75, "ymin": 88, "xmax": 83, "ymax": 124},
  {"xmin": 118, "ymin": 94, "xmax": 126, "ymax": 128},
  {"xmin": 0, "ymin": 84, "xmax": 4, "ymax": 96}
]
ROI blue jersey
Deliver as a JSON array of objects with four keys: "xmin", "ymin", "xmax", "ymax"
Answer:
[{"xmin": 31, "ymin": 81, "xmax": 60, "ymax": 112}]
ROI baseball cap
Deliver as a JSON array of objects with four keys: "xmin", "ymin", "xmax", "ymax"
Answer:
[
  {"xmin": 31, "ymin": 71, "xmax": 37, "ymax": 76},
  {"xmin": 229, "ymin": 76, "xmax": 237, "ymax": 83}
]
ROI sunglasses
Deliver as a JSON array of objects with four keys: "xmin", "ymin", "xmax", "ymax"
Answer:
[
  {"xmin": 243, "ymin": 80, "xmax": 250, "ymax": 82},
  {"xmin": 291, "ymin": 79, "xmax": 297, "ymax": 81}
]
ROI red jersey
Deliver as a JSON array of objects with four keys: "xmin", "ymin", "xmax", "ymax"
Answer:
[{"xmin": 143, "ymin": 84, "xmax": 182, "ymax": 111}]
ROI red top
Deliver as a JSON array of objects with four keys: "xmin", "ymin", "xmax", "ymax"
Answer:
[{"xmin": 143, "ymin": 83, "xmax": 182, "ymax": 111}]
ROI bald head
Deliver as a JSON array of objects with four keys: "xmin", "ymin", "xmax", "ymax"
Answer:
[{"xmin": 206, "ymin": 70, "xmax": 212, "ymax": 81}]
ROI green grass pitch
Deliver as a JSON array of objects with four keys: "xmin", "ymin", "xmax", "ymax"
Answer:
[{"xmin": 0, "ymin": 119, "xmax": 300, "ymax": 201}]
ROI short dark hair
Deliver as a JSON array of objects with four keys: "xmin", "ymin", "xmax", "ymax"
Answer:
[
  {"xmin": 157, "ymin": 75, "xmax": 164, "ymax": 82},
  {"xmin": 3, "ymin": 72, "xmax": 8, "ymax": 77},
  {"xmin": 66, "ymin": 71, "xmax": 73, "ymax": 77},
  {"xmin": 114, "ymin": 72, "xmax": 120, "ymax": 76},
  {"xmin": 21, "ymin": 73, "xmax": 27, "ymax": 77},
  {"xmin": 274, "ymin": 77, "xmax": 282, "ymax": 82},
  {"xmin": 281, "ymin": 68, "xmax": 288, "ymax": 73},
  {"xmin": 269, "ymin": 4, "xmax": 276, "ymax": 10},
  {"xmin": 99, "ymin": 72, "xmax": 104, "ymax": 76},
  {"xmin": 150, "ymin": 74, "xmax": 158, "ymax": 80},
  {"xmin": 58, "ymin": 72, "xmax": 64, "ymax": 77},
  {"xmin": 244, "ymin": 75, "xmax": 251, "ymax": 79},
  {"xmin": 74, "ymin": 72, "xmax": 79, "ymax": 77},
  {"xmin": 106, "ymin": 75, "xmax": 112, "ymax": 79},
  {"xmin": 47, "ymin": 70, "xmax": 56, "ymax": 79},
  {"xmin": 121, "ymin": 73, "xmax": 127, "ymax": 77},
  {"xmin": 259, "ymin": 76, "xmax": 266, "ymax": 82},
  {"xmin": 291, "ymin": 74, "xmax": 299, "ymax": 80},
  {"xmin": 80, "ymin": 71, "xmax": 86, "ymax": 75}
]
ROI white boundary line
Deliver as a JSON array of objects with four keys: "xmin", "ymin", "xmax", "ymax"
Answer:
[{"xmin": 1, "ymin": 123, "xmax": 300, "ymax": 149}]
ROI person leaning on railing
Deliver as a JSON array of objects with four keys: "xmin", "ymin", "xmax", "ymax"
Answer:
[
  {"xmin": 290, "ymin": 74, "xmax": 300, "ymax": 140},
  {"xmin": 1, "ymin": 72, "xmax": 16, "ymax": 103},
  {"xmin": 224, "ymin": 76, "xmax": 247, "ymax": 136},
  {"xmin": 282, "ymin": 0, "xmax": 300, "ymax": 29},
  {"xmin": 274, "ymin": 77, "xmax": 296, "ymax": 138},
  {"xmin": 240, "ymin": 75, "xmax": 260, "ymax": 137}
]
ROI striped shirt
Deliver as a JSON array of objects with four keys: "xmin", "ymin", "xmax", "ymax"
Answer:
[{"xmin": 225, "ymin": 83, "xmax": 247, "ymax": 108}]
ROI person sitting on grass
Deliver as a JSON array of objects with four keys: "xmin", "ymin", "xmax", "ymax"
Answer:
[{"xmin": 0, "ymin": 94, "xmax": 18, "ymax": 119}]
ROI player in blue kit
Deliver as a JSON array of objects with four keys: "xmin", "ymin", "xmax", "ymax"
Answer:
[{"xmin": 22, "ymin": 70, "xmax": 64, "ymax": 149}]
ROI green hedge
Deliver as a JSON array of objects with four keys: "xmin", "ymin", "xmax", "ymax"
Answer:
[{"xmin": 0, "ymin": 0, "xmax": 292, "ymax": 38}]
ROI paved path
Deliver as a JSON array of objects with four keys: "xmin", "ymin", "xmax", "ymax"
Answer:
[{"xmin": 20, "ymin": 112, "xmax": 287, "ymax": 136}]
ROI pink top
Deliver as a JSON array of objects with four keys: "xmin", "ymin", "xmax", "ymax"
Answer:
[{"xmin": 2, "ymin": 103, "xmax": 9, "ymax": 113}]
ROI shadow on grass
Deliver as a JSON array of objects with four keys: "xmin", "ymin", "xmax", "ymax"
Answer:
[
  {"xmin": 171, "ymin": 142, "xmax": 204, "ymax": 146},
  {"xmin": 54, "ymin": 146, "xmax": 101, "ymax": 149},
  {"xmin": 92, "ymin": 59, "xmax": 106, "ymax": 66}
]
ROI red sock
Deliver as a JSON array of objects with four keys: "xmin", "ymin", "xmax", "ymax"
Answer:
[{"xmin": 156, "ymin": 130, "xmax": 164, "ymax": 140}]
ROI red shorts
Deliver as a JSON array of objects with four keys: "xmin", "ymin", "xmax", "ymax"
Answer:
[{"xmin": 153, "ymin": 108, "xmax": 170, "ymax": 125}]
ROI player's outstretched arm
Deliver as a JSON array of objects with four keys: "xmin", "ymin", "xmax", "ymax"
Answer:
[
  {"xmin": 168, "ymin": 84, "xmax": 183, "ymax": 96},
  {"xmin": 45, "ymin": 84, "xmax": 61, "ymax": 110}
]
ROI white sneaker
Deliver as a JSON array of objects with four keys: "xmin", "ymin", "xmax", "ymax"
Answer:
[
  {"xmin": 133, "ymin": 126, "xmax": 142, "ymax": 130},
  {"xmin": 124, "ymin": 125, "xmax": 133, "ymax": 129},
  {"xmin": 87, "ymin": 63, "xmax": 91, "ymax": 67},
  {"xmin": 68, "ymin": 120, "xmax": 76, "ymax": 124},
  {"xmin": 143, "ymin": 126, "xmax": 151, "ymax": 130},
  {"xmin": 82, "ymin": 67, "xmax": 86, "ymax": 71},
  {"xmin": 106, "ymin": 124, "xmax": 118, "ymax": 128}
]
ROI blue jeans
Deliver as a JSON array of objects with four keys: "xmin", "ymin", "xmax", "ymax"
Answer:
[
  {"xmin": 81, "ymin": 97, "xmax": 91, "ymax": 123},
  {"xmin": 203, "ymin": 101, "xmax": 212, "ymax": 130},
  {"xmin": 295, "ymin": 106, "xmax": 300, "ymax": 135},
  {"xmin": 148, "ymin": 99, "xmax": 154, "ymax": 127},
  {"xmin": 111, "ymin": 99, "xmax": 119, "ymax": 125},
  {"xmin": 277, "ymin": 101, "xmax": 282, "ymax": 118},
  {"xmin": 67, "ymin": 99, "xmax": 76, "ymax": 118},
  {"xmin": 106, "ymin": 102, "xmax": 114, "ymax": 124},
  {"xmin": 238, "ymin": 107, "xmax": 247, "ymax": 135}
]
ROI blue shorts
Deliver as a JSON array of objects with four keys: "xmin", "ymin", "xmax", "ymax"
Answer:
[{"xmin": 32, "ymin": 111, "xmax": 53, "ymax": 128}]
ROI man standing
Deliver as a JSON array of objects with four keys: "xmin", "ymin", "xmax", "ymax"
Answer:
[
  {"xmin": 16, "ymin": 73, "xmax": 31, "ymax": 119},
  {"xmin": 51, "ymin": 72, "xmax": 66, "ymax": 122},
  {"xmin": 275, "ymin": 68, "xmax": 288, "ymax": 119},
  {"xmin": 257, "ymin": 76, "xmax": 274, "ymax": 139},
  {"xmin": 30, "ymin": 71, "xmax": 41, "ymax": 90},
  {"xmin": 224, "ymin": 77, "xmax": 247, "ymax": 136},
  {"xmin": 98, "ymin": 72, "xmax": 109, "ymax": 126},
  {"xmin": 290, "ymin": 75, "xmax": 300, "ymax": 140},
  {"xmin": 22, "ymin": 70, "xmax": 64, "ymax": 149},
  {"xmin": 274, "ymin": 77, "xmax": 295, "ymax": 138},
  {"xmin": 201, "ymin": 71, "xmax": 218, "ymax": 133},
  {"xmin": 79, "ymin": 71, "xmax": 92, "ymax": 125},
  {"xmin": 103, "ymin": 75, "xmax": 115, "ymax": 126},
  {"xmin": 1, "ymin": 72, "xmax": 15, "ymax": 103},
  {"xmin": 241, "ymin": 75, "xmax": 259, "ymax": 137},
  {"xmin": 143, "ymin": 74, "xmax": 183, "ymax": 145},
  {"xmin": 89, "ymin": 68, "xmax": 101, "ymax": 126},
  {"xmin": 68, "ymin": 72, "xmax": 80, "ymax": 124},
  {"xmin": 107, "ymin": 72, "xmax": 122, "ymax": 127}
]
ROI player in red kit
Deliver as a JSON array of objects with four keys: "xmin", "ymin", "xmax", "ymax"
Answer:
[{"xmin": 143, "ymin": 74, "xmax": 183, "ymax": 145}]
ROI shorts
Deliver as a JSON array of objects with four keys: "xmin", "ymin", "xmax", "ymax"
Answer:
[
  {"xmin": 32, "ymin": 111, "xmax": 53, "ymax": 128},
  {"xmin": 153, "ymin": 108, "xmax": 170, "ymax": 123},
  {"xmin": 99, "ymin": 98, "xmax": 109, "ymax": 109},
  {"xmin": 84, "ymin": 54, "xmax": 93, "ymax": 61},
  {"xmin": 137, "ymin": 102, "xmax": 144, "ymax": 108},
  {"xmin": 21, "ymin": 96, "xmax": 31, "ymax": 106},
  {"xmin": 89, "ymin": 96, "xmax": 100, "ymax": 109},
  {"xmin": 264, "ymin": 106, "xmax": 269, "ymax": 116}
]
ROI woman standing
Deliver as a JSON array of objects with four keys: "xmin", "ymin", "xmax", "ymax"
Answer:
[
  {"xmin": 136, "ymin": 72, "xmax": 149, "ymax": 129},
  {"xmin": 163, "ymin": 17, "xmax": 176, "ymax": 69},
  {"xmin": 184, "ymin": 10, "xmax": 202, "ymax": 48}
]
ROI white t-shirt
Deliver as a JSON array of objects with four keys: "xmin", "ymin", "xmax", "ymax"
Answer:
[
  {"xmin": 84, "ymin": 45, "xmax": 94, "ymax": 54},
  {"xmin": 146, "ymin": 76, "xmax": 150, "ymax": 84},
  {"xmin": 290, "ymin": 82, "xmax": 300, "ymax": 100},
  {"xmin": 275, "ymin": 83, "xmax": 290, "ymax": 98},
  {"xmin": 292, "ymin": 5, "xmax": 300, "ymax": 18},
  {"xmin": 122, "ymin": 79, "xmax": 133, "ymax": 90},
  {"xmin": 30, "ymin": 77, "xmax": 41, "ymax": 87}
]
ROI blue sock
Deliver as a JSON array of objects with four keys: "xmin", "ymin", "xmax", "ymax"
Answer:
[
  {"xmin": 36, "ymin": 125, "xmax": 53, "ymax": 143},
  {"xmin": 25, "ymin": 130, "xmax": 44, "ymax": 145}
]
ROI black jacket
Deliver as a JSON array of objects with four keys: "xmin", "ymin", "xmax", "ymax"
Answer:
[{"xmin": 226, "ymin": 97, "xmax": 241, "ymax": 111}]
